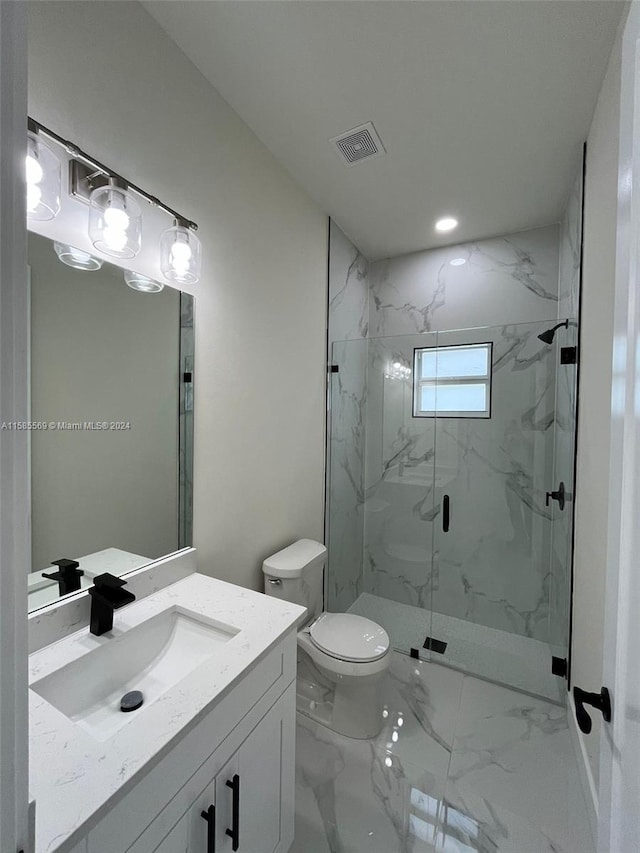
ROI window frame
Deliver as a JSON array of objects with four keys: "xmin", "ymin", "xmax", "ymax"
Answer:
[{"xmin": 412, "ymin": 341, "xmax": 493, "ymax": 419}]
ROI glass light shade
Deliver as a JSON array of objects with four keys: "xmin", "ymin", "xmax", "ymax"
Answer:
[
  {"xmin": 160, "ymin": 223, "xmax": 201, "ymax": 284},
  {"xmin": 26, "ymin": 131, "xmax": 61, "ymax": 221},
  {"xmin": 53, "ymin": 242, "xmax": 103, "ymax": 271},
  {"xmin": 124, "ymin": 270, "xmax": 164, "ymax": 293},
  {"xmin": 88, "ymin": 184, "xmax": 142, "ymax": 259}
]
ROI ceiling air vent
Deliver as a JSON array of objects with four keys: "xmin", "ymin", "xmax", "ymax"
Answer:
[{"xmin": 331, "ymin": 122, "xmax": 386, "ymax": 166}]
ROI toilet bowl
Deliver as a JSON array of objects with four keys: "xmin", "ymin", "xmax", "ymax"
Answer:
[{"xmin": 262, "ymin": 539, "xmax": 390, "ymax": 739}]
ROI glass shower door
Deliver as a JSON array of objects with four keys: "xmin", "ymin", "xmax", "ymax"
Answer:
[
  {"xmin": 326, "ymin": 323, "xmax": 574, "ymax": 700},
  {"xmin": 431, "ymin": 321, "xmax": 563, "ymax": 700},
  {"xmin": 326, "ymin": 337, "xmax": 369, "ymax": 615},
  {"xmin": 327, "ymin": 335, "xmax": 438, "ymax": 660}
]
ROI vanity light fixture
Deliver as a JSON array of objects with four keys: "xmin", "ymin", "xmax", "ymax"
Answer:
[
  {"xmin": 26, "ymin": 120, "xmax": 61, "ymax": 221},
  {"xmin": 435, "ymin": 216, "xmax": 458, "ymax": 233},
  {"xmin": 160, "ymin": 220, "xmax": 202, "ymax": 285},
  {"xmin": 53, "ymin": 242, "xmax": 103, "ymax": 271},
  {"xmin": 124, "ymin": 270, "xmax": 164, "ymax": 293},
  {"xmin": 450, "ymin": 257, "xmax": 466, "ymax": 267},
  {"xmin": 27, "ymin": 117, "xmax": 200, "ymax": 280},
  {"xmin": 89, "ymin": 178, "xmax": 142, "ymax": 259}
]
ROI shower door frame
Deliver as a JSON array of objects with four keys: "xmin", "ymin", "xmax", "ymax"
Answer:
[{"xmin": 326, "ymin": 323, "xmax": 579, "ymax": 699}]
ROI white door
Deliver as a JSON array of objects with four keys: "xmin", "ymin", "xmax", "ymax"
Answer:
[
  {"xmin": 0, "ymin": 3, "xmax": 30, "ymax": 853},
  {"xmin": 598, "ymin": 3, "xmax": 640, "ymax": 850}
]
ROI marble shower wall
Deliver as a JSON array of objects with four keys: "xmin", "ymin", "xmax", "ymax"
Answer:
[
  {"xmin": 328, "ymin": 221, "xmax": 370, "ymax": 343},
  {"xmin": 549, "ymin": 159, "xmax": 584, "ymax": 654},
  {"xmin": 326, "ymin": 223, "xmax": 370, "ymax": 611},
  {"xmin": 369, "ymin": 225, "xmax": 560, "ymax": 337}
]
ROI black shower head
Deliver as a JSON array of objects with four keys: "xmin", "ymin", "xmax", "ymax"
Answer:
[{"xmin": 538, "ymin": 320, "xmax": 569, "ymax": 345}]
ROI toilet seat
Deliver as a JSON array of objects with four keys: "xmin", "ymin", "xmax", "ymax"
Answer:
[{"xmin": 308, "ymin": 612, "xmax": 389, "ymax": 663}]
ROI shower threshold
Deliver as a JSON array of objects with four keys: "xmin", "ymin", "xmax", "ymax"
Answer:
[{"xmin": 348, "ymin": 592, "xmax": 565, "ymax": 704}]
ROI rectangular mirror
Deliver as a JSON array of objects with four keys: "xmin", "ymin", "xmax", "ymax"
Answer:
[{"xmin": 26, "ymin": 232, "xmax": 194, "ymax": 611}]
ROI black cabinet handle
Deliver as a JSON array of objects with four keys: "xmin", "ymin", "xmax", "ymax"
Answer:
[
  {"xmin": 442, "ymin": 495, "xmax": 450, "ymax": 533},
  {"xmin": 225, "ymin": 774, "xmax": 240, "ymax": 851},
  {"xmin": 573, "ymin": 686, "xmax": 612, "ymax": 734},
  {"xmin": 200, "ymin": 804, "xmax": 216, "ymax": 853}
]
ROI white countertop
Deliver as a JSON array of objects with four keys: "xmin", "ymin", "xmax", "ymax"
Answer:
[{"xmin": 29, "ymin": 572, "xmax": 305, "ymax": 853}]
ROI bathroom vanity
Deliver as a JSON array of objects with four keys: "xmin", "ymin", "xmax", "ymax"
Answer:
[{"xmin": 29, "ymin": 573, "xmax": 305, "ymax": 853}]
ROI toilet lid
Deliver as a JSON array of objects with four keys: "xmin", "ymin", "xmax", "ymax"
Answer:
[{"xmin": 309, "ymin": 613, "xmax": 389, "ymax": 662}]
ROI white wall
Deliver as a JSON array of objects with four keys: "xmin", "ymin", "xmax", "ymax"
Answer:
[
  {"xmin": 572, "ymin": 25, "xmax": 623, "ymax": 796},
  {"xmin": 27, "ymin": 1, "xmax": 328, "ymax": 590},
  {"xmin": 29, "ymin": 232, "xmax": 180, "ymax": 570}
]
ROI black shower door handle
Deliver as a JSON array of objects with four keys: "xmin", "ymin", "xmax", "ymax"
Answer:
[{"xmin": 442, "ymin": 495, "xmax": 450, "ymax": 532}]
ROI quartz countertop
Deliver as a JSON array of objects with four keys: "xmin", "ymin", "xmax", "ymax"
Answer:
[{"xmin": 29, "ymin": 572, "xmax": 305, "ymax": 853}]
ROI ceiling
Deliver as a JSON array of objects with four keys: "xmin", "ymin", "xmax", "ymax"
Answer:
[{"xmin": 144, "ymin": 1, "xmax": 625, "ymax": 261}]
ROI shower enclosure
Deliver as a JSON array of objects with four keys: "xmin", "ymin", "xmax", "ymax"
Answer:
[{"xmin": 326, "ymin": 319, "xmax": 577, "ymax": 702}]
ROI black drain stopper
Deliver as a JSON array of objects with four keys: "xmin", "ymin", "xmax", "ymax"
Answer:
[{"xmin": 120, "ymin": 690, "xmax": 144, "ymax": 713}]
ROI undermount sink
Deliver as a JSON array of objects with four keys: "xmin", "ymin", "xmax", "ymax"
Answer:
[{"xmin": 31, "ymin": 607, "xmax": 239, "ymax": 740}]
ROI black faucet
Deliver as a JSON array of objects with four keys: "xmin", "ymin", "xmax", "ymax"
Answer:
[
  {"xmin": 43, "ymin": 558, "xmax": 84, "ymax": 596},
  {"xmin": 88, "ymin": 574, "xmax": 135, "ymax": 636}
]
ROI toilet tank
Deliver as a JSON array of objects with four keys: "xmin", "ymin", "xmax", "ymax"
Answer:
[{"xmin": 262, "ymin": 539, "xmax": 326, "ymax": 623}]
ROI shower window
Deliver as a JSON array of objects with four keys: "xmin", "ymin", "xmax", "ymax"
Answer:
[{"xmin": 413, "ymin": 342, "xmax": 492, "ymax": 418}]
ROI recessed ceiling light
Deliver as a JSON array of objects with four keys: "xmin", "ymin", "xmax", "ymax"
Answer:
[
  {"xmin": 435, "ymin": 217, "xmax": 458, "ymax": 233},
  {"xmin": 124, "ymin": 270, "xmax": 164, "ymax": 293},
  {"xmin": 53, "ymin": 242, "xmax": 103, "ymax": 271},
  {"xmin": 450, "ymin": 257, "xmax": 466, "ymax": 267}
]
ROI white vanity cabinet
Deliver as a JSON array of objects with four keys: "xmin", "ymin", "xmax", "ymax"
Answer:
[
  {"xmin": 129, "ymin": 686, "xmax": 294, "ymax": 853},
  {"xmin": 81, "ymin": 635, "xmax": 297, "ymax": 853}
]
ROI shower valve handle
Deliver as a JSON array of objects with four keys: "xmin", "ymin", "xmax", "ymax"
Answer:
[{"xmin": 545, "ymin": 482, "xmax": 565, "ymax": 511}]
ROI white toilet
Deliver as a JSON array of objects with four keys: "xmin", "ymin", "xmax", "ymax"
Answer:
[{"xmin": 262, "ymin": 538, "xmax": 390, "ymax": 739}]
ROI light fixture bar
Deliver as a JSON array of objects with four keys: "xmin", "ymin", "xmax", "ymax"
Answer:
[{"xmin": 28, "ymin": 116, "xmax": 198, "ymax": 232}]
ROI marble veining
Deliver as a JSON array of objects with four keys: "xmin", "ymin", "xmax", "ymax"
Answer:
[
  {"xmin": 368, "ymin": 226, "xmax": 560, "ymax": 338},
  {"xmin": 29, "ymin": 572, "xmax": 304, "ymax": 853},
  {"xmin": 329, "ymin": 221, "xmax": 371, "ymax": 344},
  {"xmin": 291, "ymin": 652, "xmax": 594, "ymax": 853}
]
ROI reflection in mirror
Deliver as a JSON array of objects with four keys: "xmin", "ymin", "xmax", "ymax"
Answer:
[{"xmin": 27, "ymin": 232, "xmax": 194, "ymax": 611}]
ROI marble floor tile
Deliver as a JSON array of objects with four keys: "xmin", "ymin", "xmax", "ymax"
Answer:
[
  {"xmin": 291, "ymin": 660, "xmax": 594, "ymax": 853},
  {"xmin": 292, "ymin": 713, "xmax": 445, "ymax": 853},
  {"xmin": 435, "ymin": 784, "xmax": 572, "ymax": 853},
  {"xmin": 447, "ymin": 676, "xmax": 590, "ymax": 850},
  {"xmin": 375, "ymin": 655, "xmax": 465, "ymax": 777}
]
